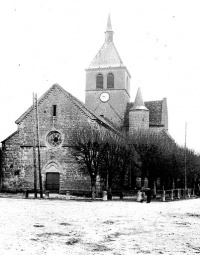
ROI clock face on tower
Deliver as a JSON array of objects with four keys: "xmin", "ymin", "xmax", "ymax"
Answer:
[{"xmin": 100, "ymin": 92, "xmax": 110, "ymax": 102}]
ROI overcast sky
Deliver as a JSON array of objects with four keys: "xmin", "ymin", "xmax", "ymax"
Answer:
[{"xmin": 0, "ymin": 0, "xmax": 200, "ymax": 152}]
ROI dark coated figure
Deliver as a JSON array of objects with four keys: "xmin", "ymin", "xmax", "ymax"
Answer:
[{"xmin": 146, "ymin": 188, "xmax": 152, "ymax": 203}]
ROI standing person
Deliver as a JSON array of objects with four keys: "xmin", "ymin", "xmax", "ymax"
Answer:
[
  {"xmin": 141, "ymin": 187, "xmax": 145, "ymax": 203},
  {"xmin": 137, "ymin": 189, "xmax": 144, "ymax": 202},
  {"xmin": 198, "ymin": 184, "xmax": 200, "ymax": 196},
  {"xmin": 146, "ymin": 188, "xmax": 152, "ymax": 203}
]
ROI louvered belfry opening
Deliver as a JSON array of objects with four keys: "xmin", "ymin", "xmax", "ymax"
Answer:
[
  {"xmin": 96, "ymin": 73, "xmax": 103, "ymax": 89},
  {"xmin": 107, "ymin": 73, "xmax": 114, "ymax": 88}
]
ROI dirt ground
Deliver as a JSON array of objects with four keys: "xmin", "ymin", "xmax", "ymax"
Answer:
[{"xmin": 0, "ymin": 194, "xmax": 200, "ymax": 255}]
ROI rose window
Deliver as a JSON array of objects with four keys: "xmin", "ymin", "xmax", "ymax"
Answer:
[{"xmin": 47, "ymin": 131, "xmax": 62, "ymax": 147}]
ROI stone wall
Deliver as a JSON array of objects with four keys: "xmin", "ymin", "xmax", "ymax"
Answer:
[
  {"xmin": 161, "ymin": 98, "xmax": 168, "ymax": 130},
  {"xmin": 1, "ymin": 85, "xmax": 95, "ymax": 192},
  {"xmin": 85, "ymin": 67, "xmax": 130, "ymax": 128},
  {"xmin": 129, "ymin": 110, "xmax": 149, "ymax": 135},
  {"xmin": 1, "ymin": 131, "xmax": 23, "ymax": 190}
]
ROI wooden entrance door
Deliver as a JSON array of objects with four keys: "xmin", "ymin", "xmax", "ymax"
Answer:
[{"xmin": 46, "ymin": 173, "xmax": 60, "ymax": 192}]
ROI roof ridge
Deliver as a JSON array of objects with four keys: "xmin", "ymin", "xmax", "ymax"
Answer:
[
  {"xmin": 111, "ymin": 42, "xmax": 124, "ymax": 66},
  {"xmin": 145, "ymin": 99, "xmax": 163, "ymax": 103},
  {"xmin": 15, "ymin": 84, "xmax": 58, "ymax": 124},
  {"xmin": 1, "ymin": 130, "xmax": 19, "ymax": 143},
  {"xmin": 89, "ymin": 41, "xmax": 125, "ymax": 69},
  {"xmin": 129, "ymin": 99, "xmax": 163, "ymax": 104},
  {"xmin": 15, "ymin": 83, "xmax": 119, "ymax": 134},
  {"xmin": 57, "ymin": 85, "xmax": 119, "ymax": 132},
  {"xmin": 89, "ymin": 42, "xmax": 105, "ymax": 67}
]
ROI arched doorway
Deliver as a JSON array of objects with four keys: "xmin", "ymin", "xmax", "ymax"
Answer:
[
  {"xmin": 46, "ymin": 172, "xmax": 60, "ymax": 192},
  {"xmin": 44, "ymin": 162, "xmax": 61, "ymax": 193}
]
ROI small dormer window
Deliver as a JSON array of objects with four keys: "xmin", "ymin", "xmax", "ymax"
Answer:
[
  {"xmin": 107, "ymin": 73, "xmax": 114, "ymax": 88},
  {"xmin": 96, "ymin": 74, "xmax": 103, "ymax": 89},
  {"xmin": 53, "ymin": 105, "xmax": 57, "ymax": 117}
]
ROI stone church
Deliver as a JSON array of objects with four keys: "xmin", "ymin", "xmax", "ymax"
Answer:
[{"xmin": 0, "ymin": 15, "xmax": 168, "ymax": 193}]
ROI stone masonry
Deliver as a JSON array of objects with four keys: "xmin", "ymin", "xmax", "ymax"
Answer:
[
  {"xmin": 0, "ymin": 15, "xmax": 169, "ymax": 193},
  {"xmin": 1, "ymin": 84, "xmax": 115, "ymax": 192}
]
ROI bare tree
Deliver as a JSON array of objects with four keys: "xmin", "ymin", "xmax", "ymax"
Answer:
[
  {"xmin": 101, "ymin": 134, "xmax": 139, "ymax": 199},
  {"xmin": 129, "ymin": 129, "xmax": 200, "ymax": 191},
  {"xmin": 129, "ymin": 130, "xmax": 176, "ymax": 189},
  {"xmin": 68, "ymin": 123, "xmax": 140, "ymax": 199},
  {"xmin": 68, "ymin": 123, "xmax": 109, "ymax": 199}
]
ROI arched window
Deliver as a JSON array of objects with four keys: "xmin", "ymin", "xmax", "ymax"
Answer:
[
  {"xmin": 96, "ymin": 74, "xmax": 103, "ymax": 89},
  {"xmin": 107, "ymin": 73, "xmax": 114, "ymax": 88}
]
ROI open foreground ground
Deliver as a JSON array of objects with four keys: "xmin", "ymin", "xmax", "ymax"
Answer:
[{"xmin": 0, "ymin": 195, "xmax": 200, "ymax": 255}]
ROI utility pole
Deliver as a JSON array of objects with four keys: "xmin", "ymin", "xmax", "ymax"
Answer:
[
  {"xmin": 35, "ymin": 94, "xmax": 43, "ymax": 198},
  {"xmin": 33, "ymin": 93, "xmax": 37, "ymax": 198},
  {"xmin": 184, "ymin": 122, "xmax": 187, "ymax": 191}
]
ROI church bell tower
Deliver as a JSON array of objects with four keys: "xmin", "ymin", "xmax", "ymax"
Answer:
[{"xmin": 85, "ymin": 15, "xmax": 131, "ymax": 128}]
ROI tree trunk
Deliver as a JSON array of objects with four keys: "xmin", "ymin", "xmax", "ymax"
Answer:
[
  {"xmin": 141, "ymin": 177, "xmax": 145, "ymax": 188},
  {"xmin": 153, "ymin": 180, "xmax": 157, "ymax": 198},
  {"xmin": 91, "ymin": 185, "xmax": 96, "ymax": 199},
  {"xmin": 108, "ymin": 174, "xmax": 113, "ymax": 200},
  {"xmin": 108, "ymin": 187, "xmax": 112, "ymax": 200},
  {"xmin": 120, "ymin": 172, "xmax": 125, "ymax": 200},
  {"xmin": 91, "ymin": 177, "xmax": 96, "ymax": 199}
]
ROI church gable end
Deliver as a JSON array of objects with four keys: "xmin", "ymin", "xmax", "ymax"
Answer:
[
  {"xmin": 1, "ymin": 15, "xmax": 169, "ymax": 194},
  {"xmin": 1, "ymin": 84, "xmax": 102, "ymax": 192}
]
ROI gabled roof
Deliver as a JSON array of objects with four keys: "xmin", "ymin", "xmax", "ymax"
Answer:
[
  {"xmin": 145, "ymin": 100, "xmax": 163, "ymax": 125},
  {"xmin": 15, "ymin": 84, "xmax": 120, "ymax": 134},
  {"xmin": 1, "ymin": 131, "xmax": 19, "ymax": 143}
]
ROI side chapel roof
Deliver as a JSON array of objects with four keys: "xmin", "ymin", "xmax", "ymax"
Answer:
[
  {"xmin": 124, "ymin": 100, "xmax": 164, "ymax": 130},
  {"xmin": 1, "ymin": 130, "xmax": 19, "ymax": 143}
]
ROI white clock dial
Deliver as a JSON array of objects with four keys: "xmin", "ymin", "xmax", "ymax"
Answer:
[{"xmin": 100, "ymin": 92, "xmax": 110, "ymax": 102}]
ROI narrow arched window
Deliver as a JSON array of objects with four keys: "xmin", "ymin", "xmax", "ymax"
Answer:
[
  {"xmin": 107, "ymin": 73, "xmax": 114, "ymax": 88},
  {"xmin": 96, "ymin": 74, "xmax": 103, "ymax": 89}
]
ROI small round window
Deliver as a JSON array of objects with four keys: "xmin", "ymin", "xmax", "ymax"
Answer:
[{"xmin": 47, "ymin": 131, "xmax": 62, "ymax": 147}]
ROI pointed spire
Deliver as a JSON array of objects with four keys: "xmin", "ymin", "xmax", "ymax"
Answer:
[
  {"xmin": 131, "ymin": 87, "xmax": 149, "ymax": 110},
  {"xmin": 105, "ymin": 14, "xmax": 114, "ymax": 44},
  {"xmin": 106, "ymin": 14, "xmax": 112, "ymax": 32}
]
